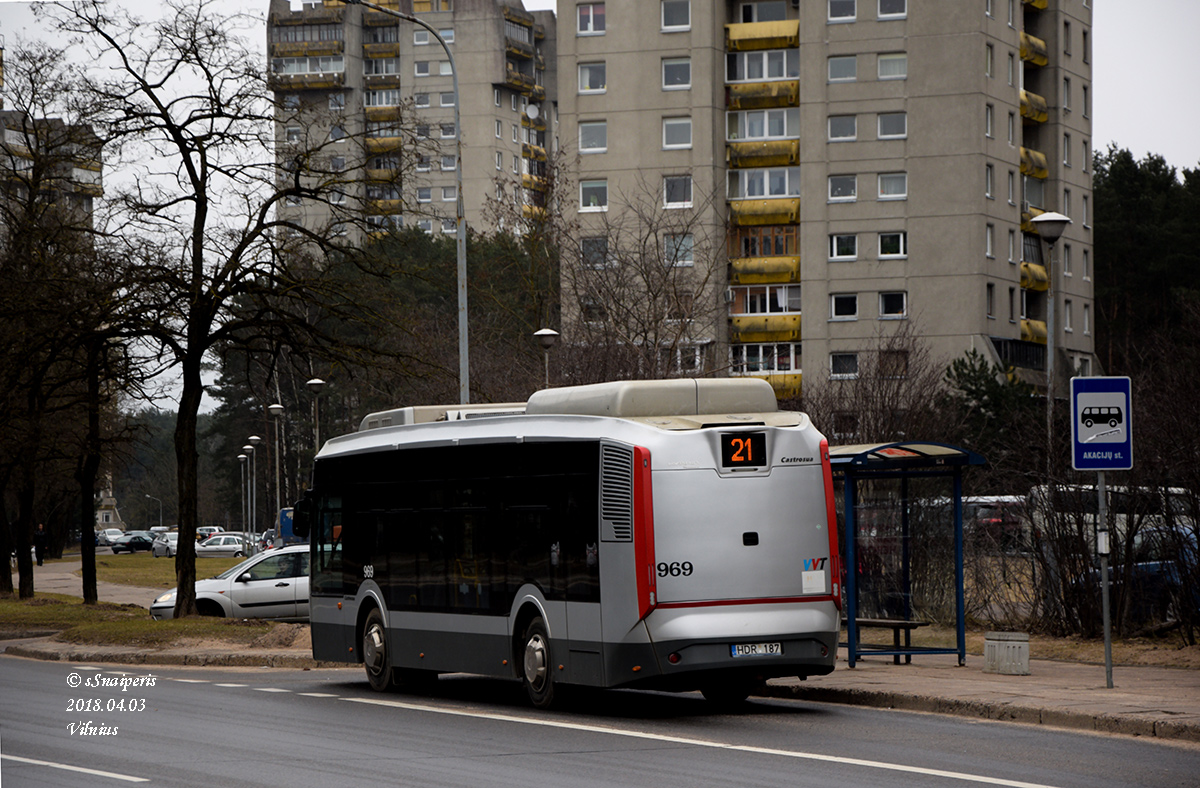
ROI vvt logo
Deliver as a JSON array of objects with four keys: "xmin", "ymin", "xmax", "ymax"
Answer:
[{"xmin": 804, "ymin": 558, "xmax": 827, "ymax": 571}]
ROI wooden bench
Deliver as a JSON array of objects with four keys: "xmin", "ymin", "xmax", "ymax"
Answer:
[{"xmin": 844, "ymin": 618, "xmax": 931, "ymax": 664}]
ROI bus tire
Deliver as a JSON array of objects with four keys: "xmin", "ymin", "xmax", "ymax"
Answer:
[
  {"xmin": 362, "ymin": 609, "xmax": 397, "ymax": 692},
  {"xmin": 521, "ymin": 617, "xmax": 556, "ymax": 709},
  {"xmin": 701, "ymin": 681, "xmax": 754, "ymax": 708}
]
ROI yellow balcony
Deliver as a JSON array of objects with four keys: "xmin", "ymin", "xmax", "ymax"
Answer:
[
  {"xmin": 1020, "ymin": 147, "xmax": 1049, "ymax": 179},
  {"xmin": 529, "ymin": 84, "xmax": 546, "ymax": 102},
  {"xmin": 522, "ymin": 142, "xmax": 547, "ymax": 162},
  {"xmin": 364, "ymin": 106, "xmax": 403, "ymax": 122},
  {"xmin": 367, "ymin": 198, "xmax": 403, "ymax": 214},
  {"xmin": 726, "ymin": 139, "xmax": 800, "ymax": 168},
  {"xmin": 363, "ymin": 42, "xmax": 401, "ymax": 58},
  {"xmin": 506, "ymin": 39, "xmax": 535, "ymax": 59},
  {"xmin": 270, "ymin": 40, "xmax": 344, "ymax": 58},
  {"xmin": 364, "ymin": 168, "xmax": 398, "ymax": 182},
  {"xmin": 1020, "ymin": 262, "xmax": 1049, "ymax": 291},
  {"xmin": 725, "ymin": 20, "xmax": 800, "ymax": 52},
  {"xmin": 730, "ymin": 314, "xmax": 802, "ymax": 343},
  {"xmin": 269, "ymin": 72, "xmax": 345, "ymax": 91},
  {"xmin": 1020, "ymin": 205, "xmax": 1045, "ymax": 234},
  {"xmin": 522, "ymin": 173, "xmax": 548, "ymax": 191},
  {"xmin": 1020, "ymin": 90, "xmax": 1048, "ymax": 123},
  {"xmin": 729, "ymin": 198, "xmax": 800, "ymax": 226},
  {"xmin": 1021, "ymin": 319, "xmax": 1047, "ymax": 345},
  {"xmin": 365, "ymin": 136, "xmax": 404, "ymax": 153},
  {"xmin": 726, "ymin": 80, "xmax": 799, "ymax": 110},
  {"xmin": 1019, "ymin": 32, "xmax": 1049, "ymax": 66},
  {"xmin": 752, "ymin": 372, "xmax": 802, "ymax": 399},
  {"xmin": 505, "ymin": 64, "xmax": 536, "ymax": 92},
  {"xmin": 523, "ymin": 204, "xmax": 547, "ymax": 220},
  {"xmin": 1022, "ymin": 0, "xmax": 1048, "ymax": 9},
  {"xmin": 730, "ymin": 255, "xmax": 801, "ymax": 285}
]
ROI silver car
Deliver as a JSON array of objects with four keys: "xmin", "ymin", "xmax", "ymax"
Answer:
[
  {"xmin": 195, "ymin": 534, "xmax": 247, "ymax": 558},
  {"xmin": 150, "ymin": 545, "xmax": 310, "ymax": 621},
  {"xmin": 151, "ymin": 532, "xmax": 178, "ymax": 558}
]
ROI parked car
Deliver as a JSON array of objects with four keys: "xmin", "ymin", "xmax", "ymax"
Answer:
[
  {"xmin": 151, "ymin": 532, "xmax": 179, "ymax": 558},
  {"xmin": 111, "ymin": 532, "xmax": 156, "ymax": 554},
  {"xmin": 195, "ymin": 534, "xmax": 247, "ymax": 558},
  {"xmin": 96, "ymin": 528, "xmax": 124, "ymax": 546},
  {"xmin": 196, "ymin": 526, "xmax": 224, "ymax": 541},
  {"xmin": 150, "ymin": 544, "xmax": 310, "ymax": 621}
]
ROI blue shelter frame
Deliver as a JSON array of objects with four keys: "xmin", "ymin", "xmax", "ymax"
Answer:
[{"xmin": 830, "ymin": 442, "xmax": 987, "ymax": 667}]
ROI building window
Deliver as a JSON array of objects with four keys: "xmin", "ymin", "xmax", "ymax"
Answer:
[
  {"xmin": 578, "ymin": 3, "xmax": 606, "ymax": 35},
  {"xmin": 830, "ymin": 234, "xmax": 858, "ymax": 260},
  {"xmin": 731, "ymin": 343, "xmax": 799, "ymax": 375},
  {"xmin": 664, "ymin": 233, "xmax": 694, "ymax": 266},
  {"xmin": 413, "ymin": 92, "xmax": 430, "ymax": 108},
  {"xmin": 828, "ymin": 55, "xmax": 857, "ymax": 82},
  {"xmin": 878, "ymin": 112, "xmax": 907, "ymax": 139},
  {"xmin": 1063, "ymin": 20, "xmax": 1071, "ymax": 54},
  {"xmin": 878, "ymin": 0, "xmax": 906, "ymax": 19},
  {"xmin": 831, "ymin": 352, "xmax": 859, "ymax": 379},
  {"xmin": 442, "ymin": 185, "xmax": 456, "ymax": 202},
  {"xmin": 663, "ymin": 117, "xmax": 693, "ymax": 149},
  {"xmin": 1083, "ymin": 304, "xmax": 1091, "ymax": 335},
  {"xmin": 495, "ymin": 120, "xmax": 503, "ymax": 138},
  {"xmin": 878, "ymin": 53, "xmax": 907, "ymax": 80},
  {"xmin": 579, "ymin": 62, "xmax": 607, "ymax": 93},
  {"xmin": 730, "ymin": 284, "xmax": 802, "ymax": 316},
  {"xmin": 829, "ymin": 175, "xmax": 857, "ymax": 202},
  {"xmin": 985, "ymin": 44, "xmax": 994, "ymax": 78},
  {"xmin": 1008, "ymin": 286, "xmax": 1016, "ymax": 322},
  {"xmin": 879, "ymin": 231, "xmax": 907, "ymax": 258},
  {"xmin": 828, "ymin": 0, "xmax": 856, "ymax": 22},
  {"xmin": 828, "ymin": 114, "xmax": 857, "ymax": 141},
  {"xmin": 581, "ymin": 180, "xmax": 608, "ymax": 211},
  {"xmin": 986, "ymin": 283, "xmax": 996, "ymax": 318},
  {"xmin": 729, "ymin": 167, "xmax": 801, "ymax": 198},
  {"xmin": 880, "ymin": 350, "xmax": 909, "ymax": 379},
  {"xmin": 416, "ymin": 155, "xmax": 431, "ymax": 171},
  {"xmin": 440, "ymin": 92, "xmax": 455, "ymax": 107},
  {"xmin": 286, "ymin": 126, "xmax": 303, "ymax": 143},
  {"xmin": 1008, "ymin": 228, "xmax": 1017, "ymax": 262},
  {"xmin": 441, "ymin": 155, "xmax": 456, "ymax": 172},
  {"xmin": 417, "ymin": 187, "xmax": 432, "ymax": 203},
  {"xmin": 730, "ymin": 108, "xmax": 800, "ymax": 141},
  {"xmin": 1007, "ymin": 111, "xmax": 1015, "ymax": 144},
  {"xmin": 1063, "ymin": 77, "xmax": 1071, "ymax": 111},
  {"xmin": 879, "ymin": 291, "xmax": 907, "ymax": 319},
  {"xmin": 1083, "ymin": 139, "xmax": 1090, "ymax": 172},
  {"xmin": 1064, "ymin": 299, "xmax": 1073, "ymax": 332},
  {"xmin": 662, "ymin": 0, "xmax": 690, "ymax": 31},
  {"xmin": 985, "ymin": 163, "xmax": 994, "ymax": 198},
  {"xmin": 580, "ymin": 121, "xmax": 607, "ymax": 153},
  {"xmin": 1082, "ymin": 30, "xmax": 1090, "ymax": 63},
  {"xmin": 415, "ymin": 61, "xmax": 430, "ymax": 77},
  {"xmin": 986, "ymin": 223, "xmax": 995, "ymax": 257},
  {"xmin": 1007, "ymin": 52, "xmax": 1015, "ymax": 85},
  {"xmin": 1063, "ymin": 243, "xmax": 1072, "ymax": 275},
  {"xmin": 329, "ymin": 125, "xmax": 346, "ymax": 141},
  {"xmin": 513, "ymin": 124, "xmax": 519, "ymax": 142},
  {"xmin": 329, "ymin": 92, "xmax": 345, "ymax": 111},
  {"xmin": 582, "ymin": 237, "xmax": 610, "ymax": 268},
  {"xmin": 1063, "ymin": 133, "xmax": 1072, "ymax": 166},
  {"xmin": 1082, "ymin": 195, "xmax": 1089, "ymax": 227},
  {"xmin": 985, "ymin": 104, "xmax": 994, "ymax": 137},
  {"xmin": 831, "ymin": 293, "xmax": 858, "ymax": 320},
  {"xmin": 1008, "ymin": 170, "xmax": 1016, "ymax": 204},
  {"xmin": 441, "ymin": 123, "xmax": 455, "ymax": 139},
  {"xmin": 728, "ymin": 49, "xmax": 799, "ymax": 82},
  {"xmin": 664, "ymin": 175, "xmax": 693, "ymax": 208},
  {"xmin": 878, "ymin": 172, "xmax": 907, "ymax": 200},
  {"xmin": 662, "ymin": 57, "xmax": 691, "ymax": 90},
  {"xmin": 1063, "ymin": 188, "xmax": 1072, "ymax": 217},
  {"xmin": 495, "ymin": 151, "xmax": 503, "ymax": 170},
  {"xmin": 414, "ymin": 29, "xmax": 430, "ymax": 45},
  {"xmin": 1083, "ymin": 249, "xmax": 1090, "ymax": 280}
]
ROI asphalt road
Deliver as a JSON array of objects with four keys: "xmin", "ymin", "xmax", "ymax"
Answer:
[{"xmin": 2, "ymin": 657, "xmax": 1197, "ymax": 788}]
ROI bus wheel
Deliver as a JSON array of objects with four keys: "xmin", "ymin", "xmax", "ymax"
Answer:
[
  {"xmin": 521, "ymin": 617, "xmax": 556, "ymax": 708},
  {"xmin": 362, "ymin": 609, "xmax": 396, "ymax": 692},
  {"xmin": 701, "ymin": 681, "xmax": 754, "ymax": 708}
]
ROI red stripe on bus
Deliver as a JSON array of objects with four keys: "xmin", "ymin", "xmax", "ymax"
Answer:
[
  {"xmin": 633, "ymin": 445, "xmax": 657, "ymax": 620},
  {"xmin": 820, "ymin": 438, "xmax": 842, "ymax": 610},
  {"xmin": 655, "ymin": 594, "xmax": 840, "ymax": 610}
]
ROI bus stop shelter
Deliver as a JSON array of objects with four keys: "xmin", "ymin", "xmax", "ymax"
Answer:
[{"xmin": 830, "ymin": 442, "xmax": 986, "ymax": 667}]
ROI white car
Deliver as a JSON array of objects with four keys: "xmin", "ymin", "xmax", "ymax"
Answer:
[
  {"xmin": 150, "ymin": 544, "xmax": 309, "ymax": 621},
  {"xmin": 151, "ymin": 532, "xmax": 178, "ymax": 558},
  {"xmin": 195, "ymin": 534, "xmax": 247, "ymax": 558},
  {"xmin": 97, "ymin": 528, "xmax": 123, "ymax": 546}
]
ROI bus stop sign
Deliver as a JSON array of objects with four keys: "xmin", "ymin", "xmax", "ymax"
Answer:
[{"xmin": 1071, "ymin": 376, "xmax": 1133, "ymax": 471}]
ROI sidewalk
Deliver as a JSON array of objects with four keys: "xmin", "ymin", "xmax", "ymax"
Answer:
[{"xmin": 9, "ymin": 559, "xmax": 1200, "ymax": 744}]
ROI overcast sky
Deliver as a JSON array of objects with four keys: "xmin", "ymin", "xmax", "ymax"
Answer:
[{"xmin": 1, "ymin": 0, "xmax": 1197, "ymax": 169}]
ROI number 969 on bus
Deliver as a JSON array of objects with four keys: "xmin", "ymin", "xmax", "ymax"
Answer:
[{"xmin": 657, "ymin": 561, "xmax": 693, "ymax": 577}]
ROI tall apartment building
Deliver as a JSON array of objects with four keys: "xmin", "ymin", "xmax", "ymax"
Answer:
[
  {"xmin": 558, "ymin": 0, "xmax": 1095, "ymax": 399},
  {"xmin": 267, "ymin": 0, "xmax": 557, "ymax": 238}
]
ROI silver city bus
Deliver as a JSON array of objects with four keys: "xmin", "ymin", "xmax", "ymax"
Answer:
[{"xmin": 293, "ymin": 379, "xmax": 841, "ymax": 707}]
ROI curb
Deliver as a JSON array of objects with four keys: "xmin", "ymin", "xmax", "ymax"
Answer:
[
  {"xmin": 758, "ymin": 684, "xmax": 1200, "ymax": 744},
  {"xmin": 4, "ymin": 642, "xmax": 340, "ymax": 671}
]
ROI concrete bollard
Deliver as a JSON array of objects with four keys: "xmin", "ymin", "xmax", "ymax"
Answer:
[{"xmin": 983, "ymin": 631, "xmax": 1030, "ymax": 675}]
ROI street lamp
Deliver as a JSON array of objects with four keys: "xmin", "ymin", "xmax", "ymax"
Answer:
[
  {"xmin": 306, "ymin": 378, "xmax": 325, "ymax": 459},
  {"xmin": 144, "ymin": 494, "xmax": 162, "ymax": 529},
  {"xmin": 1031, "ymin": 211, "xmax": 1072, "ymax": 474},
  {"xmin": 534, "ymin": 328, "xmax": 559, "ymax": 389},
  {"xmin": 335, "ymin": 0, "xmax": 469, "ymax": 404},
  {"xmin": 247, "ymin": 436, "xmax": 262, "ymax": 544},
  {"xmin": 269, "ymin": 403, "xmax": 285, "ymax": 542},
  {"xmin": 238, "ymin": 454, "xmax": 248, "ymax": 533}
]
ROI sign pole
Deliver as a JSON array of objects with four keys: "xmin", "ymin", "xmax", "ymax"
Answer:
[{"xmin": 1097, "ymin": 470, "xmax": 1113, "ymax": 688}]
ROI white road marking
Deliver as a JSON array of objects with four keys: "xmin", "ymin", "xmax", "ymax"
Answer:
[
  {"xmin": 298, "ymin": 692, "xmax": 338, "ymax": 698},
  {"xmin": 214, "ymin": 683, "xmax": 247, "ymax": 688},
  {"xmin": 172, "ymin": 678, "xmax": 208, "ymax": 683},
  {"xmin": 253, "ymin": 687, "xmax": 292, "ymax": 693},
  {"xmin": 343, "ymin": 697, "xmax": 1063, "ymax": 788},
  {"xmin": 2, "ymin": 754, "xmax": 149, "ymax": 783}
]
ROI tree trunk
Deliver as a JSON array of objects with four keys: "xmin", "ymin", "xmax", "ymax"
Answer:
[
  {"xmin": 75, "ymin": 340, "xmax": 103, "ymax": 604},
  {"xmin": 171, "ymin": 355, "xmax": 204, "ymax": 617}
]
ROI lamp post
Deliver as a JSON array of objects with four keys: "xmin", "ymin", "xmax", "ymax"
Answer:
[
  {"xmin": 306, "ymin": 378, "xmax": 325, "ymax": 462},
  {"xmin": 268, "ymin": 404, "xmax": 285, "ymax": 542},
  {"xmin": 144, "ymin": 494, "xmax": 162, "ymax": 530},
  {"xmin": 339, "ymin": 0, "xmax": 469, "ymax": 404},
  {"xmin": 533, "ymin": 328, "xmax": 559, "ymax": 389},
  {"xmin": 247, "ymin": 436, "xmax": 262, "ymax": 544},
  {"xmin": 238, "ymin": 454, "xmax": 248, "ymax": 533},
  {"xmin": 1030, "ymin": 211, "xmax": 1072, "ymax": 476}
]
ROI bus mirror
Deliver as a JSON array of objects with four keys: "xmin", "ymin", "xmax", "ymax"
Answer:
[{"xmin": 293, "ymin": 493, "xmax": 313, "ymax": 539}]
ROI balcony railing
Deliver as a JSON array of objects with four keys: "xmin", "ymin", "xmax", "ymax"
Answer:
[
  {"xmin": 730, "ymin": 255, "xmax": 801, "ymax": 284},
  {"xmin": 1020, "ymin": 90, "xmax": 1048, "ymax": 123},
  {"xmin": 726, "ymin": 139, "xmax": 800, "ymax": 168},
  {"xmin": 1020, "ymin": 262, "xmax": 1049, "ymax": 291},
  {"xmin": 725, "ymin": 20, "xmax": 800, "ymax": 52},
  {"xmin": 1020, "ymin": 147, "xmax": 1049, "ymax": 179},
  {"xmin": 1019, "ymin": 32, "xmax": 1049, "ymax": 67},
  {"xmin": 1020, "ymin": 319, "xmax": 1048, "ymax": 345},
  {"xmin": 730, "ymin": 314, "xmax": 802, "ymax": 343},
  {"xmin": 726, "ymin": 81, "xmax": 799, "ymax": 110},
  {"xmin": 729, "ymin": 197, "xmax": 800, "ymax": 226}
]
